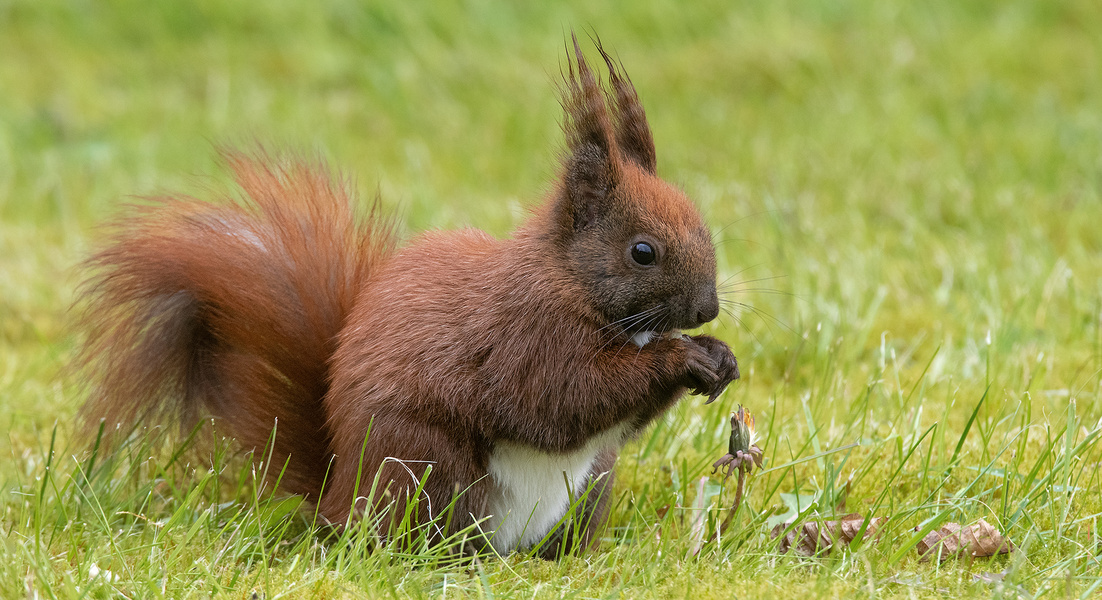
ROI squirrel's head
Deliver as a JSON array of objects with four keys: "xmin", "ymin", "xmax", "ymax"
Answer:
[{"xmin": 543, "ymin": 35, "xmax": 719, "ymax": 338}]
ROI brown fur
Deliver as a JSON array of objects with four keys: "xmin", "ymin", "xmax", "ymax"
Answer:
[
  {"xmin": 79, "ymin": 154, "xmax": 396, "ymax": 497},
  {"xmin": 78, "ymin": 36, "xmax": 738, "ymax": 555}
]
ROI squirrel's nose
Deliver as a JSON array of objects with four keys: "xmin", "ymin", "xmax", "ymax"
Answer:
[{"xmin": 695, "ymin": 288, "xmax": 720, "ymax": 325}]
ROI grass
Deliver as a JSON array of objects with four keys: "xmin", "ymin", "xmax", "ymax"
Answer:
[{"xmin": 2, "ymin": 0, "xmax": 1101, "ymax": 597}]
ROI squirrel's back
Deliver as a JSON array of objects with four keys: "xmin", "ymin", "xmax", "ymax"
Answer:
[{"xmin": 79, "ymin": 152, "xmax": 396, "ymax": 497}]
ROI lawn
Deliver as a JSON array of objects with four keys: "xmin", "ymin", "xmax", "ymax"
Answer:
[{"xmin": 2, "ymin": 0, "xmax": 1101, "ymax": 598}]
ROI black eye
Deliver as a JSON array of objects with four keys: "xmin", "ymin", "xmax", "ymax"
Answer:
[{"xmin": 631, "ymin": 242, "xmax": 656, "ymax": 266}]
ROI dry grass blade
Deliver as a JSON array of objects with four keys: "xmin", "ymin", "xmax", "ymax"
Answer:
[{"xmin": 688, "ymin": 477, "xmax": 709, "ymax": 556}]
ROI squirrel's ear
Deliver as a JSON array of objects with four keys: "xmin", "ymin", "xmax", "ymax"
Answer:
[
  {"xmin": 595, "ymin": 40, "xmax": 657, "ymax": 175},
  {"xmin": 561, "ymin": 33, "xmax": 622, "ymax": 231}
]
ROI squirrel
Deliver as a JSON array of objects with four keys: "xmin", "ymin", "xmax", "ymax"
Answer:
[{"xmin": 78, "ymin": 37, "xmax": 740, "ymax": 558}]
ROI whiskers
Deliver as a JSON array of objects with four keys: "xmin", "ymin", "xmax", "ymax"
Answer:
[
  {"xmin": 592, "ymin": 304, "xmax": 670, "ymax": 357},
  {"xmin": 594, "ymin": 304, "xmax": 665, "ymax": 337},
  {"xmin": 716, "ymin": 272, "xmax": 798, "ymax": 345},
  {"xmin": 585, "ymin": 266, "xmax": 795, "ymax": 360}
]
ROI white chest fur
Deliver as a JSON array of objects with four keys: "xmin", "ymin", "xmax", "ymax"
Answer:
[{"xmin": 484, "ymin": 424, "xmax": 628, "ymax": 553}]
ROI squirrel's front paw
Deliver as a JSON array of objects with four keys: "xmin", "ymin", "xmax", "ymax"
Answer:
[{"xmin": 683, "ymin": 335, "xmax": 740, "ymax": 404}]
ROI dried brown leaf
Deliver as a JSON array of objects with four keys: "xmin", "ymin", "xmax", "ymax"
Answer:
[
  {"xmin": 916, "ymin": 518, "xmax": 1015, "ymax": 562},
  {"xmin": 771, "ymin": 513, "xmax": 885, "ymax": 555},
  {"xmin": 917, "ymin": 522, "xmax": 962, "ymax": 561}
]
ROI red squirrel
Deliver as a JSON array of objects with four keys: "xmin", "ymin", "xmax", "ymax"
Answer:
[{"xmin": 79, "ymin": 38, "xmax": 739, "ymax": 557}]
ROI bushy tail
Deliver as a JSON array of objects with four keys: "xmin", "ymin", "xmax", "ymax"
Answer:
[{"xmin": 78, "ymin": 151, "xmax": 395, "ymax": 497}]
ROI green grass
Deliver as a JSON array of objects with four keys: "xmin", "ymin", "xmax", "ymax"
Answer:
[{"xmin": 3, "ymin": 0, "xmax": 1101, "ymax": 597}]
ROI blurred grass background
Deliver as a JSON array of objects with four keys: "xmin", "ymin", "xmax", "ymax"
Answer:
[{"xmin": 2, "ymin": 0, "xmax": 1101, "ymax": 598}]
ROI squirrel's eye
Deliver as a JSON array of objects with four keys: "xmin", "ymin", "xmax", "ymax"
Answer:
[{"xmin": 631, "ymin": 242, "xmax": 656, "ymax": 266}]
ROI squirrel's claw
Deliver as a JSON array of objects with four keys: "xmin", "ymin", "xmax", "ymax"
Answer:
[{"xmin": 685, "ymin": 335, "xmax": 739, "ymax": 405}]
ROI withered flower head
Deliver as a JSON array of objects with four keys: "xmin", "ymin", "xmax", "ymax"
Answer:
[
  {"xmin": 712, "ymin": 405, "xmax": 764, "ymax": 482},
  {"xmin": 729, "ymin": 405, "xmax": 758, "ymax": 455}
]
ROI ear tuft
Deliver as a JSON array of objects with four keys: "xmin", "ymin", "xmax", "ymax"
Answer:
[
  {"xmin": 594, "ymin": 38, "xmax": 657, "ymax": 174},
  {"xmin": 562, "ymin": 33, "xmax": 621, "ymax": 167},
  {"xmin": 559, "ymin": 32, "xmax": 623, "ymax": 231}
]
